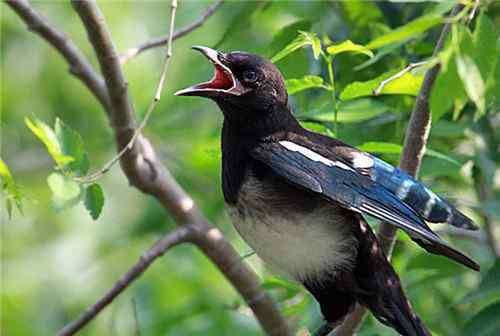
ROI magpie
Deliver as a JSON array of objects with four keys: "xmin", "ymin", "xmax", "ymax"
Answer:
[{"xmin": 176, "ymin": 46, "xmax": 480, "ymax": 336}]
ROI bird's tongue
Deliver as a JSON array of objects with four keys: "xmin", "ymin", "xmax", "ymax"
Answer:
[{"xmin": 197, "ymin": 64, "xmax": 233, "ymax": 90}]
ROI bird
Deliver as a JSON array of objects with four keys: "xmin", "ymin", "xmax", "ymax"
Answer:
[{"xmin": 176, "ymin": 46, "xmax": 480, "ymax": 336}]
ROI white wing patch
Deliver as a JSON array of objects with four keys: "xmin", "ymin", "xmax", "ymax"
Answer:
[
  {"xmin": 351, "ymin": 152, "xmax": 374, "ymax": 169},
  {"xmin": 279, "ymin": 141, "xmax": 353, "ymax": 171}
]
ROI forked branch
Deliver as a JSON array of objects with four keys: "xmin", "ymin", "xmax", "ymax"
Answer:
[{"xmin": 120, "ymin": 0, "xmax": 224, "ymax": 64}]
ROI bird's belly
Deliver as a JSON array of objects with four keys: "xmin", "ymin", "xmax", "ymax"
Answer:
[{"xmin": 227, "ymin": 180, "xmax": 357, "ymax": 282}]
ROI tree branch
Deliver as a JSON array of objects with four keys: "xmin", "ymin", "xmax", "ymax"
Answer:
[
  {"xmin": 57, "ymin": 226, "xmax": 192, "ymax": 336},
  {"xmin": 65, "ymin": 1, "xmax": 290, "ymax": 335},
  {"xmin": 5, "ymin": 0, "xmax": 111, "ymax": 112},
  {"xmin": 120, "ymin": 0, "xmax": 224, "ymax": 64},
  {"xmin": 332, "ymin": 5, "xmax": 465, "ymax": 336}
]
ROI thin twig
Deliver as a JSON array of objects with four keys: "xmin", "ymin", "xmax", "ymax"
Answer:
[
  {"xmin": 75, "ymin": 0, "xmax": 178, "ymax": 184},
  {"xmin": 5, "ymin": 0, "xmax": 110, "ymax": 112},
  {"xmin": 467, "ymin": 0, "xmax": 480, "ymax": 24},
  {"xmin": 57, "ymin": 226, "xmax": 192, "ymax": 336},
  {"xmin": 120, "ymin": 0, "xmax": 224, "ymax": 64},
  {"xmin": 132, "ymin": 298, "xmax": 141, "ymax": 336},
  {"xmin": 373, "ymin": 61, "xmax": 429, "ymax": 96},
  {"xmin": 333, "ymin": 5, "xmax": 465, "ymax": 336},
  {"xmin": 437, "ymin": 226, "xmax": 487, "ymax": 243}
]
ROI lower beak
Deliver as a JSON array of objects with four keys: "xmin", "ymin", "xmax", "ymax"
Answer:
[{"xmin": 175, "ymin": 46, "xmax": 247, "ymax": 97}]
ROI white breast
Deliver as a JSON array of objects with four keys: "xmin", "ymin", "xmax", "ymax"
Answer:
[{"xmin": 227, "ymin": 177, "xmax": 357, "ymax": 283}]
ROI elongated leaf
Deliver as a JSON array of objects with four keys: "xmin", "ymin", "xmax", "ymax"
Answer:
[
  {"xmin": 47, "ymin": 172, "xmax": 83, "ymax": 212},
  {"xmin": 407, "ymin": 253, "xmax": 466, "ymax": 280},
  {"xmin": 271, "ymin": 31, "xmax": 321, "ymax": 63},
  {"xmin": 358, "ymin": 141, "xmax": 461, "ymax": 166},
  {"xmin": 0, "ymin": 157, "xmax": 23, "ymax": 217},
  {"xmin": 313, "ymin": 98, "xmax": 388, "ymax": 123},
  {"xmin": 473, "ymin": 14, "xmax": 497, "ymax": 81},
  {"xmin": 358, "ymin": 141, "xmax": 402, "ymax": 154},
  {"xmin": 354, "ymin": 40, "xmax": 406, "ymax": 71},
  {"xmin": 457, "ymin": 260, "xmax": 500, "ymax": 306},
  {"xmin": 268, "ymin": 19, "xmax": 312, "ymax": 58},
  {"xmin": 366, "ymin": 15, "xmax": 444, "ymax": 49},
  {"xmin": 456, "ymin": 54, "xmax": 485, "ymax": 116},
  {"xmin": 464, "ymin": 302, "xmax": 500, "ymax": 336},
  {"xmin": 84, "ymin": 183, "xmax": 104, "ymax": 220},
  {"xmin": 327, "ymin": 40, "xmax": 373, "ymax": 58},
  {"xmin": 286, "ymin": 75, "xmax": 325, "ymax": 95},
  {"xmin": 25, "ymin": 117, "xmax": 74, "ymax": 168},
  {"xmin": 55, "ymin": 118, "xmax": 89, "ymax": 176},
  {"xmin": 431, "ymin": 55, "xmax": 466, "ymax": 122},
  {"xmin": 340, "ymin": 69, "xmax": 423, "ymax": 100}
]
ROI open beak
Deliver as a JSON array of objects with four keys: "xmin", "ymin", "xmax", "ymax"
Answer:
[{"xmin": 175, "ymin": 46, "xmax": 248, "ymax": 97}]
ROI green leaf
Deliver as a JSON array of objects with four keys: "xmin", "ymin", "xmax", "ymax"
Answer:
[
  {"xmin": 0, "ymin": 157, "xmax": 23, "ymax": 217},
  {"xmin": 366, "ymin": 15, "xmax": 444, "ymax": 49},
  {"xmin": 340, "ymin": 69, "xmax": 423, "ymax": 100},
  {"xmin": 271, "ymin": 31, "xmax": 321, "ymax": 63},
  {"xmin": 464, "ymin": 302, "xmax": 500, "ymax": 336},
  {"xmin": 84, "ymin": 183, "xmax": 104, "ymax": 220},
  {"xmin": 473, "ymin": 14, "xmax": 497, "ymax": 81},
  {"xmin": 354, "ymin": 40, "xmax": 406, "ymax": 71},
  {"xmin": 327, "ymin": 40, "xmax": 373, "ymax": 58},
  {"xmin": 458, "ymin": 260, "xmax": 500, "ymax": 306},
  {"xmin": 407, "ymin": 253, "xmax": 466, "ymax": 280},
  {"xmin": 358, "ymin": 142, "xmax": 461, "ymax": 166},
  {"xmin": 285, "ymin": 75, "xmax": 325, "ymax": 95},
  {"xmin": 358, "ymin": 141, "xmax": 402, "ymax": 154},
  {"xmin": 47, "ymin": 172, "xmax": 83, "ymax": 212},
  {"xmin": 55, "ymin": 118, "xmax": 89, "ymax": 176},
  {"xmin": 25, "ymin": 117, "xmax": 74, "ymax": 168},
  {"xmin": 268, "ymin": 19, "xmax": 312, "ymax": 58},
  {"xmin": 456, "ymin": 54, "xmax": 486, "ymax": 116},
  {"xmin": 431, "ymin": 55, "xmax": 466, "ymax": 122},
  {"xmin": 313, "ymin": 98, "xmax": 388, "ymax": 123}
]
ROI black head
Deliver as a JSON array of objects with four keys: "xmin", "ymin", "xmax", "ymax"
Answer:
[{"xmin": 176, "ymin": 46, "xmax": 289, "ymax": 124}]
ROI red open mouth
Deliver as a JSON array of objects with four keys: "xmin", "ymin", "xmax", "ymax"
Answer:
[
  {"xmin": 195, "ymin": 64, "xmax": 234, "ymax": 91},
  {"xmin": 175, "ymin": 46, "xmax": 247, "ymax": 97}
]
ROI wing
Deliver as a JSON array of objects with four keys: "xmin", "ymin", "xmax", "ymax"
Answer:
[
  {"xmin": 332, "ymin": 145, "xmax": 477, "ymax": 230},
  {"xmin": 251, "ymin": 140, "xmax": 479, "ymax": 271}
]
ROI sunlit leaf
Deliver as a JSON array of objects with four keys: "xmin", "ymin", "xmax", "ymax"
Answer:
[
  {"xmin": 340, "ymin": 69, "xmax": 423, "ymax": 100},
  {"xmin": 0, "ymin": 157, "xmax": 23, "ymax": 217},
  {"xmin": 366, "ymin": 15, "xmax": 444, "ymax": 49},
  {"xmin": 312, "ymin": 98, "xmax": 388, "ymax": 123},
  {"xmin": 55, "ymin": 118, "xmax": 89, "ymax": 176},
  {"xmin": 25, "ymin": 117, "xmax": 74, "ymax": 168},
  {"xmin": 327, "ymin": 40, "xmax": 373, "ymax": 58},
  {"xmin": 271, "ymin": 31, "xmax": 321, "ymax": 63},
  {"xmin": 354, "ymin": 40, "xmax": 406, "ymax": 71},
  {"xmin": 286, "ymin": 75, "xmax": 325, "ymax": 95},
  {"xmin": 456, "ymin": 54, "xmax": 485, "ymax": 116},
  {"xmin": 358, "ymin": 142, "xmax": 461, "ymax": 166},
  {"xmin": 47, "ymin": 172, "xmax": 83, "ymax": 212},
  {"xmin": 84, "ymin": 183, "xmax": 104, "ymax": 220}
]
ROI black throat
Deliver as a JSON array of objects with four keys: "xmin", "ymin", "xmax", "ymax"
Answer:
[{"xmin": 220, "ymin": 101, "xmax": 300, "ymax": 204}]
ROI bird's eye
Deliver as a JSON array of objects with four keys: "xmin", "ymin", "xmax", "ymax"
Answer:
[{"xmin": 242, "ymin": 70, "xmax": 258, "ymax": 83}]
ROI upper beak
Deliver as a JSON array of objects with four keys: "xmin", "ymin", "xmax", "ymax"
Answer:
[{"xmin": 175, "ymin": 46, "xmax": 247, "ymax": 97}]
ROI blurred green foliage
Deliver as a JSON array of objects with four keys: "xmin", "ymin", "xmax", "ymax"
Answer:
[{"xmin": 2, "ymin": 1, "xmax": 500, "ymax": 335}]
